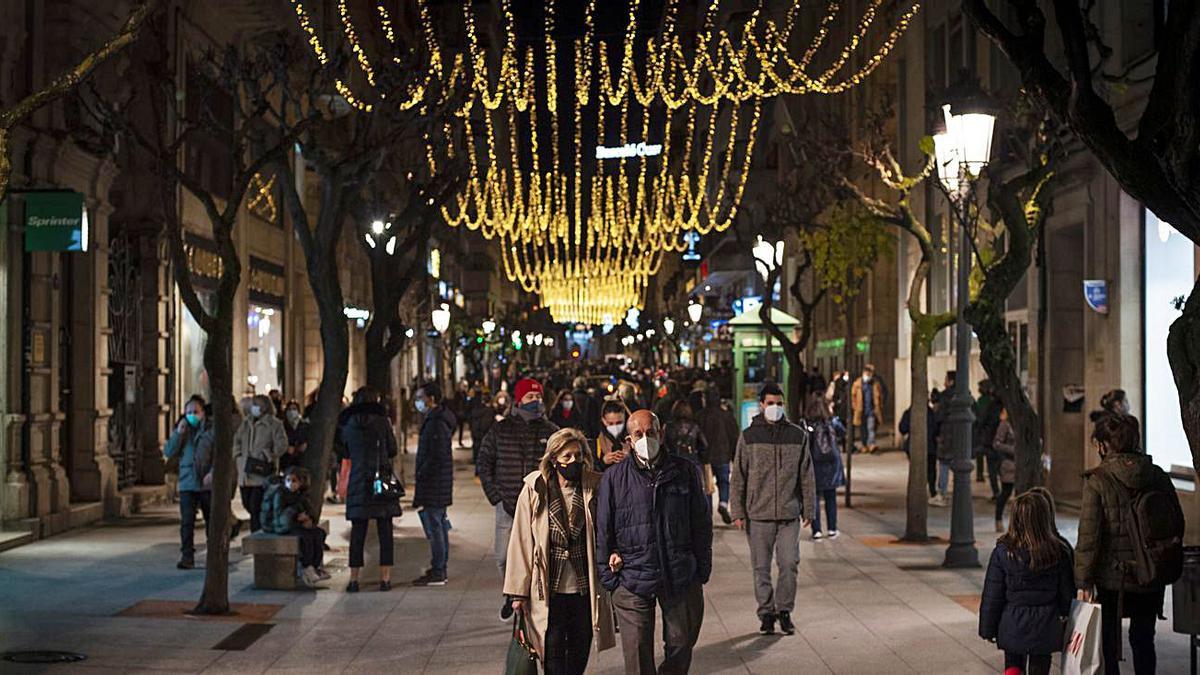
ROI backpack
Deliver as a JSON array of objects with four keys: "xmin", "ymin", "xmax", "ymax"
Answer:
[
  {"xmin": 1099, "ymin": 469, "xmax": 1184, "ymax": 587},
  {"xmin": 811, "ymin": 422, "xmax": 839, "ymax": 463},
  {"xmin": 259, "ymin": 476, "xmax": 284, "ymax": 534}
]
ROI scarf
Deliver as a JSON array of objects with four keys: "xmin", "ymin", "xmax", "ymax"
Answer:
[{"xmin": 546, "ymin": 477, "xmax": 589, "ymax": 595}]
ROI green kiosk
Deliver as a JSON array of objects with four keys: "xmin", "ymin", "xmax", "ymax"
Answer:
[{"xmin": 729, "ymin": 305, "xmax": 799, "ymax": 429}]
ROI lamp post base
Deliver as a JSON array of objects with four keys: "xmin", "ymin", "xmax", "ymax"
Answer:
[{"xmin": 943, "ymin": 542, "xmax": 981, "ymax": 568}]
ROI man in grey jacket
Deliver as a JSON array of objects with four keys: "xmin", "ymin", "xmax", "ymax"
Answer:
[{"xmin": 730, "ymin": 383, "xmax": 815, "ymax": 637}]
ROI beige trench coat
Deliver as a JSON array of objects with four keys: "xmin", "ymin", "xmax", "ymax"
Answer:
[{"xmin": 503, "ymin": 469, "xmax": 617, "ymax": 660}]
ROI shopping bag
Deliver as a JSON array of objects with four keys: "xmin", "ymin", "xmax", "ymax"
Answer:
[
  {"xmin": 336, "ymin": 459, "xmax": 352, "ymax": 500},
  {"xmin": 1061, "ymin": 600, "xmax": 1104, "ymax": 675},
  {"xmin": 504, "ymin": 613, "xmax": 538, "ymax": 675}
]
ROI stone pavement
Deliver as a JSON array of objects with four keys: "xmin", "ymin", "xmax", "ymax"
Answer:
[{"xmin": 0, "ymin": 446, "xmax": 1191, "ymax": 674}]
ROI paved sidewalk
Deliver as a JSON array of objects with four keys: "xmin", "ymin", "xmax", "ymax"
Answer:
[{"xmin": 0, "ymin": 449, "xmax": 1190, "ymax": 673}]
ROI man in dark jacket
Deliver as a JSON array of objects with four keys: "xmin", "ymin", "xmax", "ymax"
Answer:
[
  {"xmin": 596, "ymin": 409, "xmax": 712, "ymax": 675},
  {"xmin": 477, "ymin": 377, "xmax": 558, "ymax": 618},
  {"xmin": 730, "ymin": 383, "xmax": 815, "ymax": 637},
  {"xmin": 698, "ymin": 388, "xmax": 740, "ymax": 524},
  {"xmin": 413, "ymin": 383, "xmax": 455, "ymax": 587}
]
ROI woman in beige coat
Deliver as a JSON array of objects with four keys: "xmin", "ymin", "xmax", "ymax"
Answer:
[{"xmin": 504, "ymin": 427, "xmax": 616, "ymax": 674}]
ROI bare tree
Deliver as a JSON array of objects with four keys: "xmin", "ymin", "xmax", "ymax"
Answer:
[
  {"xmin": 963, "ymin": 0, "xmax": 1200, "ymax": 470},
  {"xmin": 0, "ymin": 0, "xmax": 157, "ymax": 202}
]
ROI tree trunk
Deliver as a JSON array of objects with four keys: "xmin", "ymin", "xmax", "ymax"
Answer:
[
  {"xmin": 301, "ymin": 251, "xmax": 349, "ymax": 522},
  {"xmin": 1168, "ymin": 275, "xmax": 1200, "ymax": 473},
  {"xmin": 903, "ymin": 331, "xmax": 933, "ymax": 541},
  {"xmin": 194, "ymin": 319, "xmax": 235, "ymax": 614}
]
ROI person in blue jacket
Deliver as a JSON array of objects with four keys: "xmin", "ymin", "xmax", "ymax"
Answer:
[
  {"xmin": 595, "ymin": 409, "xmax": 712, "ymax": 675},
  {"xmin": 979, "ymin": 491, "xmax": 1074, "ymax": 675},
  {"xmin": 164, "ymin": 394, "xmax": 214, "ymax": 570}
]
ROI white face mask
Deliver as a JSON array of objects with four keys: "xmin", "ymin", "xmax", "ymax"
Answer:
[
  {"xmin": 562, "ymin": 400, "xmax": 574, "ymax": 411},
  {"xmin": 605, "ymin": 422, "xmax": 625, "ymax": 438},
  {"xmin": 764, "ymin": 404, "xmax": 785, "ymax": 422},
  {"xmin": 633, "ymin": 435, "xmax": 660, "ymax": 462},
  {"xmin": 250, "ymin": 405, "xmax": 263, "ymax": 418}
]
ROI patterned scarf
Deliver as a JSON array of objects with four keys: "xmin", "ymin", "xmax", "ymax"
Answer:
[{"xmin": 546, "ymin": 477, "xmax": 589, "ymax": 595}]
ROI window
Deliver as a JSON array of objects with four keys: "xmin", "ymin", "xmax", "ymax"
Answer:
[{"xmin": 184, "ymin": 62, "xmax": 233, "ymax": 201}]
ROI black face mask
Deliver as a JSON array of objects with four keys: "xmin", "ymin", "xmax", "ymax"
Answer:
[{"xmin": 556, "ymin": 462, "xmax": 583, "ymax": 483}]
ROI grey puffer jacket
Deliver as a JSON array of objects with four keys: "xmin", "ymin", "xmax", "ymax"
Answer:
[{"xmin": 730, "ymin": 415, "xmax": 816, "ymax": 522}]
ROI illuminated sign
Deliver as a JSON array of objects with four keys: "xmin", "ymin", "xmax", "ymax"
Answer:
[
  {"xmin": 682, "ymin": 231, "xmax": 701, "ymax": 262},
  {"xmin": 595, "ymin": 142, "xmax": 662, "ymax": 160}
]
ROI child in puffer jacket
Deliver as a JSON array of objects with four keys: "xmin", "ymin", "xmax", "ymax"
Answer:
[
  {"xmin": 979, "ymin": 491, "xmax": 1074, "ymax": 675},
  {"xmin": 267, "ymin": 467, "xmax": 329, "ymax": 588}
]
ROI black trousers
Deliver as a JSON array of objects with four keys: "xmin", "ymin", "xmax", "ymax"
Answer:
[
  {"xmin": 240, "ymin": 485, "xmax": 265, "ymax": 532},
  {"xmin": 544, "ymin": 593, "xmax": 593, "ymax": 675},
  {"xmin": 1004, "ymin": 652, "xmax": 1051, "ymax": 675},
  {"xmin": 349, "ymin": 517, "xmax": 394, "ymax": 568},
  {"xmin": 995, "ymin": 482, "xmax": 1014, "ymax": 522},
  {"xmin": 179, "ymin": 490, "xmax": 212, "ymax": 558},
  {"xmin": 1100, "ymin": 588, "xmax": 1159, "ymax": 675},
  {"xmin": 290, "ymin": 526, "xmax": 326, "ymax": 569},
  {"xmin": 926, "ymin": 454, "xmax": 938, "ymax": 497}
]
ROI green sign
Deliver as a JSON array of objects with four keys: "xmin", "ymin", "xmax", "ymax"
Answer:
[{"xmin": 24, "ymin": 191, "xmax": 89, "ymax": 252}]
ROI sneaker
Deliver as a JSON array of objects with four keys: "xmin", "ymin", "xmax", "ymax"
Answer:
[
  {"xmin": 717, "ymin": 503, "xmax": 732, "ymax": 525},
  {"xmin": 379, "ymin": 580, "xmax": 392, "ymax": 592},
  {"xmin": 828, "ymin": 530, "xmax": 840, "ymax": 540},
  {"xmin": 777, "ymin": 611, "xmax": 796, "ymax": 635},
  {"xmin": 759, "ymin": 614, "xmax": 776, "ymax": 635},
  {"xmin": 928, "ymin": 495, "xmax": 947, "ymax": 507},
  {"xmin": 500, "ymin": 598, "xmax": 514, "ymax": 621},
  {"xmin": 301, "ymin": 566, "xmax": 321, "ymax": 588},
  {"xmin": 412, "ymin": 573, "xmax": 447, "ymax": 587},
  {"xmin": 346, "ymin": 581, "xmax": 360, "ymax": 593},
  {"xmin": 812, "ymin": 531, "xmax": 824, "ymax": 541},
  {"xmin": 176, "ymin": 557, "xmax": 195, "ymax": 570}
]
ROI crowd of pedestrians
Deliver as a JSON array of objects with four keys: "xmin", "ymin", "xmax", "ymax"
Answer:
[{"xmin": 161, "ymin": 354, "xmax": 1186, "ymax": 675}]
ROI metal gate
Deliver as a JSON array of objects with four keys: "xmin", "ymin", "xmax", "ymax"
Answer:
[{"xmin": 107, "ymin": 234, "xmax": 143, "ymax": 489}]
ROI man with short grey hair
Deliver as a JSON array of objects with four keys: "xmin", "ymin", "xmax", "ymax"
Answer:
[{"xmin": 731, "ymin": 382, "xmax": 815, "ymax": 637}]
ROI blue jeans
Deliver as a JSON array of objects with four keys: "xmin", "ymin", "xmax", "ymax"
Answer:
[
  {"xmin": 712, "ymin": 463, "xmax": 731, "ymax": 505},
  {"xmin": 857, "ymin": 415, "xmax": 877, "ymax": 448},
  {"xmin": 811, "ymin": 489, "xmax": 838, "ymax": 532},
  {"xmin": 937, "ymin": 460, "xmax": 952, "ymax": 496},
  {"xmin": 419, "ymin": 507, "xmax": 451, "ymax": 577}
]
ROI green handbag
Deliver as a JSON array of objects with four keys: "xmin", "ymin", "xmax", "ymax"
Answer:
[{"xmin": 504, "ymin": 613, "xmax": 538, "ymax": 675}]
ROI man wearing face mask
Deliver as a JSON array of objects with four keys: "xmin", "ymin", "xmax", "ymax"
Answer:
[
  {"xmin": 730, "ymin": 383, "xmax": 815, "ymax": 637},
  {"xmin": 850, "ymin": 364, "xmax": 884, "ymax": 453},
  {"xmin": 233, "ymin": 394, "xmax": 289, "ymax": 532},
  {"xmin": 596, "ymin": 409, "xmax": 712, "ymax": 674},
  {"xmin": 477, "ymin": 377, "xmax": 559, "ymax": 620},
  {"xmin": 412, "ymin": 383, "xmax": 456, "ymax": 587}
]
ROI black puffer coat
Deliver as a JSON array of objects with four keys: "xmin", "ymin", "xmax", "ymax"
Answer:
[
  {"xmin": 595, "ymin": 454, "xmax": 713, "ymax": 597},
  {"xmin": 414, "ymin": 405, "xmax": 455, "ymax": 509},
  {"xmin": 476, "ymin": 414, "xmax": 559, "ymax": 516},
  {"xmin": 339, "ymin": 402, "xmax": 401, "ymax": 520},
  {"xmin": 697, "ymin": 400, "xmax": 739, "ymax": 465},
  {"xmin": 979, "ymin": 541, "xmax": 1074, "ymax": 655}
]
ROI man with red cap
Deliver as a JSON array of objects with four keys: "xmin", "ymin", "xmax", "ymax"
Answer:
[{"xmin": 477, "ymin": 377, "xmax": 559, "ymax": 620}]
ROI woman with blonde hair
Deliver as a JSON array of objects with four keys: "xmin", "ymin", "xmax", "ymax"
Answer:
[{"xmin": 504, "ymin": 427, "xmax": 616, "ymax": 674}]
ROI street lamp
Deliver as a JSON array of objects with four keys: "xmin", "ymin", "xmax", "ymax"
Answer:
[
  {"xmin": 431, "ymin": 303, "xmax": 451, "ymax": 333},
  {"xmin": 751, "ymin": 235, "xmax": 784, "ymax": 282},
  {"xmin": 663, "ymin": 317, "xmax": 675, "ymax": 336},
  {"xmin": 934, "ymin": 76, "xmax": 996, "ymax": 569},
  {"xmin": 482, "ymin": 319, "xmax": 496, "ymax": 335},
  {"xmin": 687, "ymin": 300, "xmax": 703, "ymax": 323}
]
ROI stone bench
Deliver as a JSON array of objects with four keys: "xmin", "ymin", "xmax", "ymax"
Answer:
[{"xmin": 241, "ymin": 520, "xmax": 329, "ymax": 590}]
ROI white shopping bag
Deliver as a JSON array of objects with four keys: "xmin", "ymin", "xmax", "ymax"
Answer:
[{"xmin": 1061, "ymin": 600, "xmax": 1104, "ymax": 675}]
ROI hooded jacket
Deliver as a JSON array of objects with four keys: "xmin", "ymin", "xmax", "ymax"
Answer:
[
  {"xmin": 1075, "ymin": 450, "xmax": 1183, "ymax": 593},
  {"xmin": 414, "ymin": 404, "xmax": 456, "ymax": 509},
  {"xmin": 979, "ymin": 541, "xmax": 1074, "ymax": 655},
  {"xmin": 339, "ymin": 401, "xmax": 401, "ymax": 520},
  {"xmin": 595, "ymin": 453, "xmax": 713, "ymax": 597},
  {"xmin": 476, "ymin": 414, "xmax": 559, "ymax": 516},
  {"xmin": 730, "ymin": 415, "xmax": 816, "ymax": 522},
  {"xmin": 504, "ymin": 469, "xmax": 616, "ymax": 659}
]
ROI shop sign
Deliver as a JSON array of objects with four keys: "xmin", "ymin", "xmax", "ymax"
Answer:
[
  {"xmin": 682, "ymin": 232, "xmax": 701, "ymax": 263},
  {"xmin": 595, "ymin": 142, "xmax": 662, "ymax": 160},
  {"xmin": 1083, "ymin": 279, "xmax": 1108, "ymax": 314},
  {"xmin": 249, "ymin": 256, "xmax": 286, "ymax": 306},
  {"xmin": 24, "ymin": 191, "xmax": 88, "ymax": 252}
]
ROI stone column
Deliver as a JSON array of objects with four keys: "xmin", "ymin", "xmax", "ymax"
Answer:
[{"xmin": 137, "ymin": 231, "xmax": 171, "ymax": 485}]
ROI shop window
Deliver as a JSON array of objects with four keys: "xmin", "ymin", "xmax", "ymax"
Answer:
[
  {"xmin": 248, "ymin": 304, "xmax": 284, "ymax": 395},
  {"xmin": 181, "ymin": 291, "xmax": 215, "ymax": 401}
]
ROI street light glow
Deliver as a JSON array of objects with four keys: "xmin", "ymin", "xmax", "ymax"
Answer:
[
  {"xmin": 663, "ymin": 317, "xmax": 675, "ymax": 336},
  {"xmin": 431, "ymin": 303, "xmax": 451, "ymax": 333},
  {"xmin": 687, "ymin": 301, "xmax": 703, "ymax": 323},
  {"xmin": 482, "ymin": 319, "xmax": 496, "ymax": 334}
]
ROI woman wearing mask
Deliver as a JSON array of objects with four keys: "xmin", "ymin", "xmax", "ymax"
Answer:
[
  {"xmin": 233, "ymin": 394, "xmax": 289, "ymax": 532},
  {"xmin": 164, "ymin": 395, "xmax": 214, "ymax": 569},
  {"xmin": 592, "ymin": 399, "xmax": 631, "ymax": 470},
  {"xmin": 280, "ymin": 400, "xmax": 309, "ymax": 474},
  {"xmin": 341, "ymin": 386, "xmax": 402, "ymax": 592},
  {"xmin": 504, "ymin": 428, "xmax": 616, "ymax": 674},
  {"xmin": 550, "ymin": 391, "xmax": 584, "ymax": 431},
  {"xmin": 992, "ymin": 407, "xmax": 1018, "ymax": 533}
]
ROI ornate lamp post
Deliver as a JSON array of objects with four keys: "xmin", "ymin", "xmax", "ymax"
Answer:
[{"xmin": 934, "ymin": 79, "xmax": 996, "ymax": 569}]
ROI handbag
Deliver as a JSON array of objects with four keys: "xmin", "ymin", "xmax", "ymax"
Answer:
[
  {"xmin": 504, "ymin": 613, "xmax": 538, "ymax": 675},
  {"xmin": 369, "ymin": 438, "xmax": 404, "ymax": 506},
  {"xmin": 245, "ymin": 455, "xmax": 275, "ymax": 477},
  {"xmin": 1061, "ymin": 600, "xmax": 1103, "ymax": 675}
]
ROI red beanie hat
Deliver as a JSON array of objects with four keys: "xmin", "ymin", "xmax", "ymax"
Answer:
[{"xmin": 513, "ymin": 378, "xmax": 543, "ymax": 402}]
